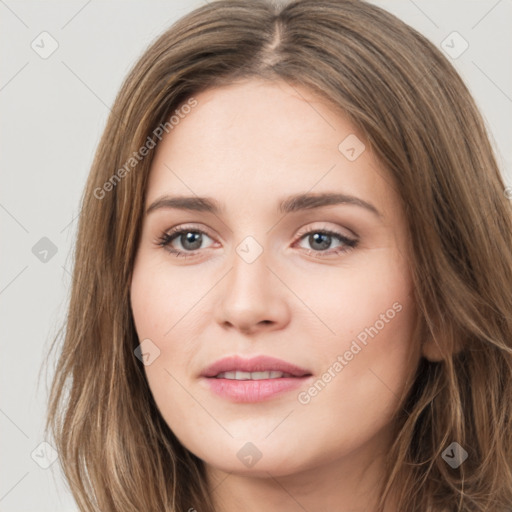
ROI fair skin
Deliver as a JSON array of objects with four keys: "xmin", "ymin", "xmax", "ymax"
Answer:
[{"xmin": 130, "ymin": 78, "xmax": 423, "ymax": 511}]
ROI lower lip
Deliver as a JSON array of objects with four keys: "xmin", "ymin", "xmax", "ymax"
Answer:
[{"xmin": 203, "ymin": 376, "xmax": 311, "ymax": 403}]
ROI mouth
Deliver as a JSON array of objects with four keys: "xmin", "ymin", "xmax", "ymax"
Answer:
[
  {"xmin": 200, "ymin": 355, "xmax": 313, "ymax": 403},
  {"xmin": 214, "ymin": 370, "xmax": 296, "ymax": 380}
]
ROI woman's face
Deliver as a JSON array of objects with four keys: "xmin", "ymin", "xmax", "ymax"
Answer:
[{"xmin": 130, "ymin": 78, "xmax": 420, "ymax": 478}]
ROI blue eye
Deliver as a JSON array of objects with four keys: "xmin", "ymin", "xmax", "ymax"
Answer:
[
  {"xmin": 295, "ymin": 229, "xmax": 358, "ymax": 256},
  {"xmin": 157, "ymin": 228, "xmax": 214, "ymax": 258},
  {"xmin": 156, "ymin": 226, "xmax": 358, "ymax": 259}
]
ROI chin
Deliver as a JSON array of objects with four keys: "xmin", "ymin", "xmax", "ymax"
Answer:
[{"xmin": 186, "ymin": 433, "xmax": 324, "ymax": 478}]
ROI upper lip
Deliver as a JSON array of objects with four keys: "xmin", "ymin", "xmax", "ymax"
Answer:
[{"xmin": 201, "ymin": 355, "xmax": 312, "ymax": 378}]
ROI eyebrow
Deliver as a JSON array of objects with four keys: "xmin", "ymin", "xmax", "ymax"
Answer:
[{"xmin": 146, "ymin": 192, "xmax": 382, "ymax": 217}]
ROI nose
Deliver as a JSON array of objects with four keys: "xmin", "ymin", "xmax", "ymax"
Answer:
[{"xmin": 214, "ymin": 246, "xmax": 291, "ymax": 335}]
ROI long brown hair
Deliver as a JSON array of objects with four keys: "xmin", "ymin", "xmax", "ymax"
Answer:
[{"xmin": 44, "ymin": 0, "xmax": 512, "ymax": 510}]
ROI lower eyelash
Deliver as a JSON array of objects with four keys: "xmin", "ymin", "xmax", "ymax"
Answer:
[{"xmin": 156, "ymin": 228, "xmax": 358, "ymax": 258}]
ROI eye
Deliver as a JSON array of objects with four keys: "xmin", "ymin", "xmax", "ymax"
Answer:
[
  {"xmin": 156, "ymin": 226, "xmax": 215, "ymax": 258},
  {"xmin": 294, "ymin": 227, "xmax": 358, "ymax": 258},
  {"xmin": 156, "ymin": 225, "xmax": 358, "ymax": 259}
]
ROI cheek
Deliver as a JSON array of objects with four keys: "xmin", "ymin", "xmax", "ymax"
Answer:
[
  {"xmin": 130, "ymin": 260, "xmax": 196, "ymax": 417},
  {"xmin": 130, "ymin": 255, "xmax": 202, "ymax": 338},
  {"xmin": 296, "ymin": 250, "xmax": 419, "ymax": 405},
  {"xmin": 289, "ymin": 249, "xmax": 414, "ymax": 346},
  {"xmin": 130, "ymin": 255, "xmax": 208, "ymax": 385},
  {"xmin": 304, "ymin": 296, "xmax": 417, "ymax": 428},
  {"xmin": 308, "ymin": 257, "xmax": 417, "ymax": 409}
]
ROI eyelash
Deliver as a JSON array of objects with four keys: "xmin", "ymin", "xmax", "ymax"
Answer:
[{"xmin": 155, "ymin": 225, "xmax": 358, "ymax": 259}]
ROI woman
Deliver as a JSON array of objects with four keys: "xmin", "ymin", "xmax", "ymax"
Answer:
[{"xmin": 45, "ymin": 0, "xmax": 512, "ymax": 510}]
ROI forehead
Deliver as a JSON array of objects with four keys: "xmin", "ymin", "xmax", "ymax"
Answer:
[
  {"xmin": 161, "ymin": 79, "xmax": 357, "ymax": 163},
  {"xmin": 145, "ymin": 79, "xmax": 395, "ymax": 218}
]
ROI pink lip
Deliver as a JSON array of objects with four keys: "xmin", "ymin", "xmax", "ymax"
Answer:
[
  {"xmin": 201, "ymin": 355, "xmax": 311, "ymax": 378},
  {"xmin": 200, "ymin": 355, "xmax": 313, "ymax": 403}
]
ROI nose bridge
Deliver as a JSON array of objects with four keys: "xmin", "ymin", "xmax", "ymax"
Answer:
[
  {"xmin": 215, "ymin": 231, "xmax": 289, "ymax": 332},
  {"xmin": 228, "ymin": 233, "xmax": 271, "ymax": 302}
]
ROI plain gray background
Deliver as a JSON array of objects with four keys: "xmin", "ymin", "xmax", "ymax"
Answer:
[{"xmin": 1, "ymin": 1, "xmax": 511, "ymax": 510}]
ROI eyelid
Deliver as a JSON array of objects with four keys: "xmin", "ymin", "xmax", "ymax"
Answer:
[
  {"xmin": 164, "ymin": 223, "xmax": 217, "ymax": 243},
  {"xmin": 295, "ymin": 222, "xmax": 357, "ymax": 240},
  {"xmin": 162, "ymin": 221, "xmax": 357, "ymax": 242}
]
